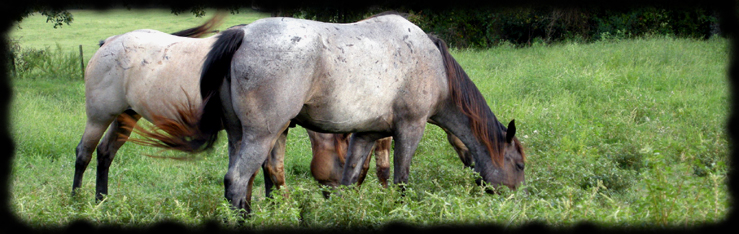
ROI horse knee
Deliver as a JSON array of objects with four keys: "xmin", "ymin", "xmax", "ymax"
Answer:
[
  {"xmin": 75, "ymin": 142, "xmax": 96, "ymax": 169},
  {"xmin": 95, "ymin": 143, "xmax": 115, "ymax": 167}
]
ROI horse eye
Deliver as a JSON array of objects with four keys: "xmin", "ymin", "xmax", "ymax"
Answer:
[{"xmin": 515, "ymin": 162, "xmax": 525, "ymax": 170}]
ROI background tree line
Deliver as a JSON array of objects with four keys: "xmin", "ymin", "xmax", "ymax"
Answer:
[
  {"xmin": 10, "ymin": 2, "xmax": 729, "ymax": 49},
  {"xmin": 269, "ymin": 5, "xmax": 722, "ymax": 48}
]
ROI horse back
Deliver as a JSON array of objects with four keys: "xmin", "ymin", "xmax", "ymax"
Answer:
[
  {"xmin": 85, "ymin": 30, "xmax": 218, "ymax": 121},
  {"xmin": 234, "ymin": 15, "xmax": 448, "ymax": 133}
]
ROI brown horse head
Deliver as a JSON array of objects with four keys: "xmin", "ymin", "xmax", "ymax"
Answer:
[{"xmin": 473, "ymin": 120, "xmax": 525, "ymax": 192}]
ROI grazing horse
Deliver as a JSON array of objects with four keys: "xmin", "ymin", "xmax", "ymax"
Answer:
[{"xmin": 132, "ymin": 13, "xmax": 526, "ymax": 213}]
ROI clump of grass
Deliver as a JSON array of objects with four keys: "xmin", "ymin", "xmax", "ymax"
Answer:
[
  {"xmin": 601, "ymin": 143, "xmax": 646, "ymax": 173},
  {"xmin": 578, "ymin": 161, "xmax": 636, "ymax": 194}
]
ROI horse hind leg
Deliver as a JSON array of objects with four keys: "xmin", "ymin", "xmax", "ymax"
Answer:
[
  {"xmin": 73, "ymin": 118, "xmax": 113, "ymax": 196},
  {"xmin": 94, "ymin": 109, "xmax": 141, "ymax": 201},
  {"xmin": 73, "ymin": 109, "xmax": 132, "ymax": 197}
]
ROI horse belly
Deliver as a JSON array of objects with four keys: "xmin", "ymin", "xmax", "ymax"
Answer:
[{"xmin": 298, "ymin": 88, "xmax": 396, "ymax": 133}]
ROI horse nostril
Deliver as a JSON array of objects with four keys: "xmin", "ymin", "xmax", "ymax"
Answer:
[{"xmin": 516, "ymin": 162, "xmax": 525, "ymax": 171}]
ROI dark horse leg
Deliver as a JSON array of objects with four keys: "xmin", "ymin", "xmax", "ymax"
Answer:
[
  {"xmin": 373, "ymin": 137, "xmax": 392, "ymax": 188},
  {"xmin": 73, "ymin": 119, "xmax": 114, "ymax": 197},
  {"xmin": 356, "ymin": 137, "xmax": 393, "ymax": 188},
  {"xmin": 94, "ymin": 109, "xmax": 141, "ymax": 201},
  {"xmin": 339, "ymin": 133, "xmax": 386, "ymax": 186},
  {"xmin": 391, "ymin": 120, "xmax": 426, "ymax": 191},
  {"xmin": 355, "ymin": 144, "xmax": 374, "ymax": 187},
  {"xmin": 262, "ymin": 128, "xmax": 289, "ymax": 199},
  {"xmin": 73, "ymin": 109, "xmax": 140, "ymax": 201}
]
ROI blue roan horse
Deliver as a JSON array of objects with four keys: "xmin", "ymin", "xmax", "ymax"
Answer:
[{"xmin": 132, "ymin": 12, "xmax": 526, "ymax": 214}]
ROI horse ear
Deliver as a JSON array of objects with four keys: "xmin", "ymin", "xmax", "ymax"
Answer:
[{"xmin": 506, "ymin": 119, "xmax": 516, "ymax": 143}]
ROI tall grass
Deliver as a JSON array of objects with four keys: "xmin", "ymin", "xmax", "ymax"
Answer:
[{"xmin": 8, "ymin": 9, "xmax": 730, "ymax": 231}]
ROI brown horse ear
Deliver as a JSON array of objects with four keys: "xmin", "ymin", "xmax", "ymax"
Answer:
[{"xmin": 506, "ymin": 119, "xmax": 516, "ymax": 143}]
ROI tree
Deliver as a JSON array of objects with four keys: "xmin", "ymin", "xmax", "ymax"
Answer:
[
  {"xmin": 16, "ymin": 6, "xmax": 74, "ymax": 29},
  {"xmin": 15, "ymin": 4, "xmax": 243, "ymax": 29}
]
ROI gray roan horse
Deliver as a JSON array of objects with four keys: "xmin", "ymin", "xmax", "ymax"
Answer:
[
  {"xmin": 131, "ymin": 12, "xmax": 526, "ymax": 214},
  {"xmin": 71, "ymin": 14, "xmax": 230, "ymax": 201}
]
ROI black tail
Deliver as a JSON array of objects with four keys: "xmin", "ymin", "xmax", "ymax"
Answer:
[
  {"xmin": 194, "ymin": 28, "xmax": 246, "ymax": 149},
  {"xmin": 200, "ymin": 28, "xmax": 245, "ymax": 101}
]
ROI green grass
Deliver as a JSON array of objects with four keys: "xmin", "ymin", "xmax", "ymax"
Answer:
[
  {"xmin": 7, "ymin": 9, "xmax": 731, "ymax": 230},
  {"xmin": 9, "ymin": 8, "xmax": 271, "ymax": 63}
]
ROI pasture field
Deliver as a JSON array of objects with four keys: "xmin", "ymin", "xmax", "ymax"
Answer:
[{"xmin": 7, "ymin": 9, "xmax": 731, "ymax": 230}]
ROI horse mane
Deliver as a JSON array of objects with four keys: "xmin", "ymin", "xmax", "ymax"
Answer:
[
  {"xmin": 170, "ymin": 12, "xmax": 226, "ymax": 38},
  {"xmin": 427, "ymin": 34, "xmax": 507, "ymax": 167}
]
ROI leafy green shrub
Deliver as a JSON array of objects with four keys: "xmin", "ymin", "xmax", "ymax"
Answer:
[{"xmin": 9, "ymin": 39, "xmax": 82, "ymax": 80}]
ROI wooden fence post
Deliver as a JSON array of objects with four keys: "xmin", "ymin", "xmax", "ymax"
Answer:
[{"xmin": 79, "ymin": 45, "xmax": 84, "ymax": 79}]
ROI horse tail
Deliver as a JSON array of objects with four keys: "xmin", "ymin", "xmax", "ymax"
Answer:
[
  {"xmin": 98, "ymin": 12, "xmax": 225, "ymax": 48},
  {"xmin": 427, "ymin": 34, "xmax": 504, "ymax": 167},
  {"xmin": 124, "ymin": 28, "xmax": 245, "ymax": 153},
  {"xmin": 194, "ymin": 27, "xmax": 246, "ymax": 147},
  {"xmin": 199, "ymin": 27, "xmax": 244, "ymax": 103},
  {"xmin": 170, "ymin": 11, "xmax": 227, "ymax": 38}
]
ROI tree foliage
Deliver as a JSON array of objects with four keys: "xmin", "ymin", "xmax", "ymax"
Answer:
[
  {"xmin": 278, "ymin": 5, "xmax": 723, "ymax": 48},
  {"xmin": 16, "ymin": 6, "xmax": 75, "ymax": 29}
]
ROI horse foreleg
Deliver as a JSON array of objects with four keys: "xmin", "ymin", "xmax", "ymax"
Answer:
[
  {"xmin": 373, "ymin": 137, "xmax": 392, "ymax": 188},
  {"xmin": 263, "ymin": 128, "xmax": 288, "ymax": 199},
  {"xmin": 392, "ymin": 121, "xmax": 426, "ymax": 191},
  {"xmin": 93, "ymin": 110, "xmax": 141, "ymax": 201},
  {"xmin": 73, "ymin": 117, "xmax": 116, "ymax": 197},
  {"xmin": 339, "ymin": 133, "xmax": 384, "ymax": 186}
]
